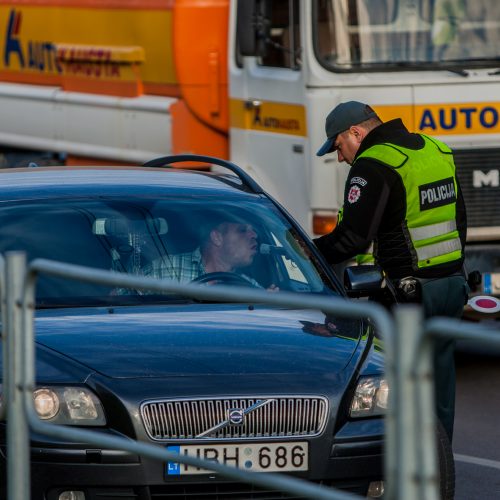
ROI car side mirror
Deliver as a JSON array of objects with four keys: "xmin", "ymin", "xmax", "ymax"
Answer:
[{"xmin": 344, "ymin": 265, "xmax": 385, "ymax": 298}]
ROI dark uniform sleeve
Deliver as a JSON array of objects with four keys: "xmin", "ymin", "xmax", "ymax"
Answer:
[
  {"xmin": 313, "ymin": 160, "xmax": 392, "ymax": 265},
  {"xmin": 455, "ymin": 178, "xmax": 467, "ymax": 250}
]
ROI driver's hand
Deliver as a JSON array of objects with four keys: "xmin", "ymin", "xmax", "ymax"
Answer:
[{"xmin": 266, "ymin": 284, "xmax": 279, "ymax": 292}]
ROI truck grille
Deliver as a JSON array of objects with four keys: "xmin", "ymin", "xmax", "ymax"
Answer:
[
  {"xmin": 141, "ymin": 396, "xmax": 328, "ymax": 441},
  {"xmin": 454, "ymin": 148, "xmax": 500, "ymax": 228}
]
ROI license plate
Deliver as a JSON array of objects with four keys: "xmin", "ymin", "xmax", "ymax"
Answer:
[{"xmin": 165, "ymin": 441, "xmax": 308, "ymax": 476}]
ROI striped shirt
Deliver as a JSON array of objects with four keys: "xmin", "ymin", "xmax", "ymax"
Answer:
[{"xmin": 143, "ymin": 248, "xmax": 261, "ymax": 287}]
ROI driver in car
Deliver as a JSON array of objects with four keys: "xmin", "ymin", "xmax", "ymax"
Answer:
[{"xmin": 143, "ymin": 217, "xmax": 279, "ymax": 291}]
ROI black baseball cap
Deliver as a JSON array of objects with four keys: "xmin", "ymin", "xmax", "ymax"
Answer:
[{"xmin": 316, "ymin": 101, "xmax": 377, "ymax": 156}]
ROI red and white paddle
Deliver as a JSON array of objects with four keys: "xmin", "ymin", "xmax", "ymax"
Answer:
[{"xmin": 468, "ymin": 295, "xmax": 500, "ymax": 314}]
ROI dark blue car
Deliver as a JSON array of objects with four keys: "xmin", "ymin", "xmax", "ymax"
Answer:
[{"xmin": 0, "ymin": 157, "xmax": 385, "ymax": 500}]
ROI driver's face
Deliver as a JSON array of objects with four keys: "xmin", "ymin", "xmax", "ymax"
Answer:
[{"xmin": 219, "ymin": 223, "xmax": 258, "ymax": 268}]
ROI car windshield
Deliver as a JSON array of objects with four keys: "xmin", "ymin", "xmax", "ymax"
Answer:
[{"xmin": 0, "ymin": 196, "xmax": 338, "ymax": 307}]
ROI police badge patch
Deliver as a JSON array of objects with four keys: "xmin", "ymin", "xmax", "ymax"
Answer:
[
  {"xmin": 348, "ymin": 185, "xmax": 361, "ymax": 203},
  {"xmin": 350, "ymin": 176, "xmax": 367, "ymax": 186}
]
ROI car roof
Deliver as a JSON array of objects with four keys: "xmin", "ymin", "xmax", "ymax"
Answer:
[{"xmin": 0, "ymin": 166, "xmax": 260, "ymax": 200}]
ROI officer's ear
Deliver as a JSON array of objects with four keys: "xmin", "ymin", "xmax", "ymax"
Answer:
[{"xmin": 349, "ymin": 126, "xmax": 364, "ymax": 143}]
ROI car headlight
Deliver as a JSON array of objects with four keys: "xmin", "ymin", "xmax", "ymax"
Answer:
[
  {"xmin": 33, "ymin": 386, "xmax": 106, "ymax": 425},
  {"xmin": 350, "ymin": 376, "xmax": 388, "ymax": 418},
  {"xmin": 33, "ymin": 388, "xmax": 60, "ymax": 419}
]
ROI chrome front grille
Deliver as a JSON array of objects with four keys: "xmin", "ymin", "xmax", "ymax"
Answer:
[{"xmin": 141, "ymin": 396, "xmax": 328, "ymax": 441}]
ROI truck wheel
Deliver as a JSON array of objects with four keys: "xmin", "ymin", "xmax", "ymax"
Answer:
[{"xmin": 437, "ymin": 420, "xmax": 455, "ymax": 500}]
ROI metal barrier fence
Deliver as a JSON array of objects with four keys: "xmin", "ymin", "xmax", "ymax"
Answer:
[{"xmin": 2, "ymin": 251, "xmax": 500, "ymax": 499}]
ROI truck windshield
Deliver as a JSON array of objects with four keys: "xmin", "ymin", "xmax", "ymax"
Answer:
[{"xmin": 314, "ymin": 0, "xmax": 500, "ymax": 70}]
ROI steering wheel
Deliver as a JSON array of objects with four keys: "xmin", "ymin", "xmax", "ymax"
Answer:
[{"xmin": 190, "ymin": 272, "xmax": 258, "ymax": 287}]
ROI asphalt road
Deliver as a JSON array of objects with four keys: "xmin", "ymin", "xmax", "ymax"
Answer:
[{"xmin": 454, "ymin": 342, "xmax": 500, "ymax": 500}]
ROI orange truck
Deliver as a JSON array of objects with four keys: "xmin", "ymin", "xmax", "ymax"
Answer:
[{"xmin": 1, "ymin": 0, "xmax": 500, "ymax": 295}]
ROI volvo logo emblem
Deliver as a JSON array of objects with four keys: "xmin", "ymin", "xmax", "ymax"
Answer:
[
  {"xmin": 228, "ymin": 408, "xmax": 244, "ymax": 425},
  {"xmin": 196, "ymin": 399, "xmax": 276, "ymax": 438}
]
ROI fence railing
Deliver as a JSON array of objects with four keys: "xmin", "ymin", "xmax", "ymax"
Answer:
[{"xmin": 2, "ymin": 251, "xmax": 500, "ymax": 499}]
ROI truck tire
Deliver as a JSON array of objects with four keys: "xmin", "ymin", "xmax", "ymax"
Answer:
[{"xmin": 437, "ymin": 420, "xmax": 455, "ymax": 500}]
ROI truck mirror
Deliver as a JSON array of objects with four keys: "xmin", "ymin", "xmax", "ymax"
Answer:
[{"xmin": 236, "ymin": 0, "xmax": 271, "ymax": 57}]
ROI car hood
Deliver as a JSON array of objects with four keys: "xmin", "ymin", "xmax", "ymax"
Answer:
[{"xmin": 34, "ymin": 304, "xmax": 365, "ymax": 379}]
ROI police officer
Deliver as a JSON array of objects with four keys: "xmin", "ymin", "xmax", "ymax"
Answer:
[{"xmin": 314, "ymin": 101, "xmax": 468, "ymax": 442}]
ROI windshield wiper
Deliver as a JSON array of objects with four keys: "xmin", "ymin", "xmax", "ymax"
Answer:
[
  {"xmin": 388, "ymin": 61, "xmax": 469, "ymax": 77},
  {"xmin": 445, "ymin": 67, "xmax": 469, "ymax": 77},
  {"xmin": 35, "ymin": 295, "xmax": 199, "ymax": 309},
  {"xmin": 443, "ymin": 57, "xmax": 500, "ymax": 76}
]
